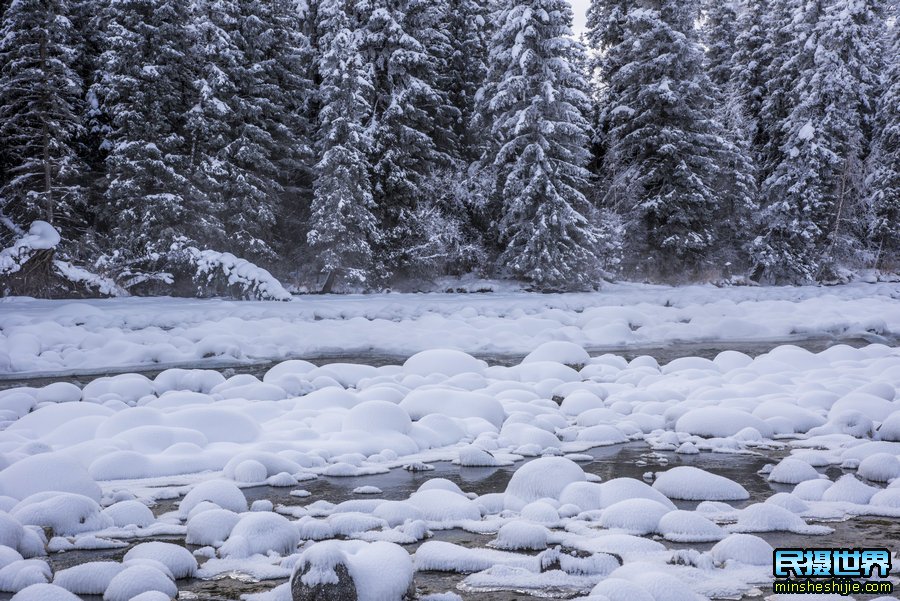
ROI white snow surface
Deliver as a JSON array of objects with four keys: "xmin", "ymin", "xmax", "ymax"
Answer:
[
  {"xmin": 0, "ymin": 287, "xmax": 899, "ymax": 601},
  {"xmin": 1, "ymin": 282, "xmax": 897, "ymax": 375}
]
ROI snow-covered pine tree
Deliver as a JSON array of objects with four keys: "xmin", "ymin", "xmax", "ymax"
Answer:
[
  {"xmin": 362, "ymin": 0, "xmax": 458, "ymax": 280},
  {"xmin": 307, "ymin": 0, "xmax": 379, "ymax": 291},
  {"xmin": 595, "ymin": 0, "xmax": 755, "ymax": 279},
  {"xmin": 701, "ymin": 0, "xmax": 759, "ymax": 272},
  {"xmin": 586, "ymin": 0, "xmax": 632, "ymax": 172},
  {"xmin": 753, "ymin": 0, "xmax": 884, "ymax": 282},
  {"xmin": 730, "ymin": 0, "xmax": 774, "ymax": 162},
  {"xmin": 0, "ymin": 0, "xmax": 86, "ymax": 238},
  {"xmin": 479, "ymin": 0, "xmax": 604, "ymax": 290},
  {"xmin": 866, "ymin": 14, "xmax": 899, "ymax": 271},
  {"xmin": 701, "ymin": 0, "xmax": 740, "ymax": 91},
  {"xmin": 91, "ymin": 0, "xmax": 215, "ymax": 288},
  {"xmin": 445, "ymin": 0, "xmax": 489, "ymax": 161},
  {"xmin": 190, "ymin": 0, "xmax": 313, "ymax": 264}
]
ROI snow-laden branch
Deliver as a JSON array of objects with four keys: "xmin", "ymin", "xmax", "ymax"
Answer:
[
  {"xmin": 0, "ymin": 221, "xmax": 61, "ymax": 275},
  {"xmin": 185, "ymin": 247, "xmax": 293, "ymax": 302}
]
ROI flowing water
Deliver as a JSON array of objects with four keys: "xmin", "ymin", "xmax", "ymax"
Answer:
[{"xmin": 1, "ymin": 336, "xmax": 896, "ymax": 600}]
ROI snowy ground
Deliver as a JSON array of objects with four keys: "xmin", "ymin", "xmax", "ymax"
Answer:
[
  {"xmin": 1, "ymin": 281, "xmax": 898, "ymax": 376},
  {"xmin": 0, "ymin": 285, "xmax": 899, "ymax": 600}
]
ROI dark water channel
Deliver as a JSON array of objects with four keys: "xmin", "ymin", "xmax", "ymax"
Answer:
[
  {"xmin": 7, "ymin": 442, "xmax": 896, "ymax": 601},
  {"xmin": 1, "ymin": 335, "xmax": 897, "ymax": 600}
]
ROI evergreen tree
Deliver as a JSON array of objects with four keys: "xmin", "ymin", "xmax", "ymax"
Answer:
[
  {"xmin": 446, "ymin": 0, "xmax": 488, "ymax": 161},
  {"xmin": 479, "ymin": 0, "xmax": 604, "ymax": 290},
  {"xmin": 307, "ymin": 0, "xmax": 379, "ymax": 290},
  {"xmin": 0, "ymin": 0, "xmax": 86, "ymax": 237},
  {"xmin": 362, "ymin": 0, "xmax": 457, "ymax": 279},
  {"xmin": 753, "ymin": 0, "xmax": 884, "ymax": 282},
  {"xmin": 191, "ymin": 0, "xmax": 313, "ymax": 263},
  {"xmin": 730, "ymin": 0, "xmax": 773, "ymax": 162},
  {"xmin": 867, "ymin": 19, "xmax": 899, "ymax": 270},
  {"xmin": 701, "ymin": 0, "xmax": 740, "ymax": 90},
  {"xmin": 596, "ymin": 0, "xmax": 756, "ymax": 278},
  {"xmin": 91, "ymin": 0, "xmax": 214, "ymax": 284}
]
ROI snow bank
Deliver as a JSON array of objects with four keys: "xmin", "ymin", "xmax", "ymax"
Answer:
[{"xmin": 4, "ymin": 282, "xmax": 899, "ymax": 376}]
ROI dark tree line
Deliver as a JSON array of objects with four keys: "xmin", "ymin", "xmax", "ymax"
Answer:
[{"xmin": 0, "ymin": 0, "xmax": 897, "ymax": 295}]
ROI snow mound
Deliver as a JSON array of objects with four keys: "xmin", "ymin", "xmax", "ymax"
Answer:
[
  {"xmin": 186, "ymin": 508, "xmax": 240, "ymax": 545},
  {"xmin": 652, "ymin": 467, "xmax": 749, "ymax": 501},
  {"xmin": 767, "ymin": 458, "xmax": 822, "ymax": 484},
  {"xmin": 123, "ymin": 542, "xmax": 198, "ymax": 579},
  {"xmin": 522, "ymin": 342, "xmax": 591, "ymax": 366},
  {"xmin": 710, "ymin": 533, "xmax": 773, "ymax": 566},
  {"xmin": 457, "ymin": 446, "xmax": 503, "ymax": 467},
  {"xmin": 857, "ymin": 453, "xmax": 900, "ymax": 482},
  {"xmin": 219, "ymin": 512, "xmax": 300, "ymax": 558},
  {"xmin": 403, "ymin": 350, "xmax": 487, "ymax": 377},
  {"xmin": 598, "ymin": 498, "xmax": 671, "ymax": 535},
  {"xmin": 596, "ymin": 478, "xmax": 676, "ymax": 510},
  {"xmin": 11, "ymin": 493, "xmax": 112, "ymax": 535},
  {"xmin": 343, "ymin": 401, "xmax": 412, "ymax": 434},
  {"xmin": 102, "ymin": 564, "xmax": 176, "ymax": 601},
  {"xmin": 821, "ymin": 474, "xmax": 879, "ymax": 504},
  {"xmin": 731, "ymin": 503, "xmax": 831, "ymax": 534},
  {"xmin": 0, "ymin": 453, "xmax": 101, "ymax": 501},
  {"xmin": 0, "ymin": 559, "xmax": 51, "ymax": 592},
  {"xmin": 590, "ymin": 578, "xmax": 655, "ymax": 601},
  {"xmin": 490, "ymin": 522, "xmax": 549, "ymax": 551},
  {"xmin": 407, "ymin": 489, "xmax": 481, "ymax": 523},
  {"xmin": 400, "ymin": 389, "xmax": 505, "ymax": 428},
  {"xmin": 53, "ymin": 562, "xmax": 124, "ymax": 595},
  {"xmin": 504, "ymin": 457, "xmax": 586, "ymax": 511},
  {"xmin": 657, "ymin": 510, "xmax": 726, "ymax": 542},
  {"xmin": 102, "ymin": 501, "xmax": 155, "ymax": 528},
  {"xmin": 11, "ymin": 583, "xmax": 79, "ymax": 601},
  {"xmin": 675, "ymin": 408, "xmax": 773, "ymax": 439},
  {"xmin": 293, "ymin": 540, "xmax": 413, "ymax": 601}
]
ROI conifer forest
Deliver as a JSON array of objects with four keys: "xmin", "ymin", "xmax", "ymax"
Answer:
[{"xmin": 1, "ymin": 0, "xmax": 898, "ymax": 296}]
